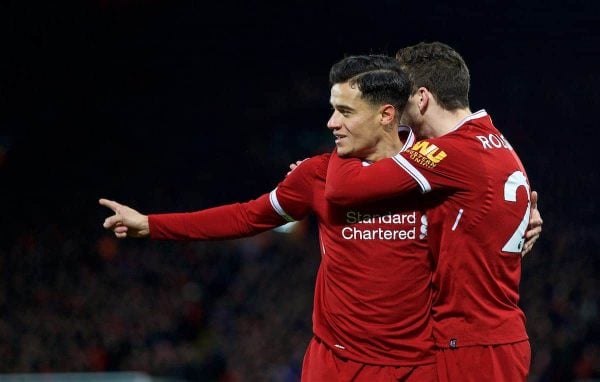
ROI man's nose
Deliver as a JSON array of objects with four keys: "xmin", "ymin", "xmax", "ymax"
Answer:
[{"xmin": 327, "ymin": 111, "xmax": 340, "ymax": 130}]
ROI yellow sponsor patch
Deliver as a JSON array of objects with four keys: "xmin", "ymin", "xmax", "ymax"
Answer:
[{"xmin": 407, "ymin": 141, "xmax": 447, "ymax": 168}]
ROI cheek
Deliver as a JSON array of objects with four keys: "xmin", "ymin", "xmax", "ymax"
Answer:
[
  {"xmin": 348, "ymin": 126, "xmax": 369, "ymax": 143},
  {"xmin": 348, "ymin": 117, "xmax": 372, "ymax": 134},
  {"xmin": 353, "ymin": 127, "xmax": 378, "ymax": 148}
]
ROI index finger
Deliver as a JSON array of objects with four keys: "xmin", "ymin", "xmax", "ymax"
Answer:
[
  {"xmin": 530, "ymin": 190, "xmax": 538, "ymax": 209},
  {"xmin": 99, "ymin": 198, "xmax": 121, "ymax": 212}
]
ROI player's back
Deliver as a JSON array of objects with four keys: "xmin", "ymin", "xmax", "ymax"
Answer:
[{"xmin": 423, "ymin": 110, "xmax": 530, "ymax": 348}]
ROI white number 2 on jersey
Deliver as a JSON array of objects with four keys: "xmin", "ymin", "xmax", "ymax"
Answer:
[{"xmin": 502, "ymin": 171, "xmax": 531, "ymax": 253}]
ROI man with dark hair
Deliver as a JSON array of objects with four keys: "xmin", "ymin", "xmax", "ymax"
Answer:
[
  {"xmin": 101, "ymin": 54, "xmax": 440, "ymax": 381},
  {"xmin": 325, "ymin": 42, "xmax": 535, "ymax": 381}
]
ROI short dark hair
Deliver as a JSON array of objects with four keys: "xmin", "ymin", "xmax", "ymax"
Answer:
[
  {"xmin": 395, "ymin": 42, "xmax": 470, "ymax": 110},
  {"xmin": 329, "ymin": 54, "xmax": 411, "ymax": 112}
]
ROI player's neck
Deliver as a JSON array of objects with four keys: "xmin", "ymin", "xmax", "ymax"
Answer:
[
  {"xmin": 366, "ymin": 133, "xmax": 404, "ymax": 162},
  {"xmin": 427, "ymin": 107, "xmax": 472, "ymax": 138}
]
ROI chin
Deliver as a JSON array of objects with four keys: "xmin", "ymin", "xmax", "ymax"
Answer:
[{"xmin": 336, "ymin": 149, "xmax": 350, "ymax": 158}]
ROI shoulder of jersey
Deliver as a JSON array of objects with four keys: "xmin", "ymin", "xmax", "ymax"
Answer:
[{"xmin": 313, "ymin": 152, "xmax": 331, "ymax": 179}]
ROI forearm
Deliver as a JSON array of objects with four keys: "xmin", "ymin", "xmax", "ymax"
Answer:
[{"xmin": 325, "ymin": 152, "xmax": 420, "ymax": 205}]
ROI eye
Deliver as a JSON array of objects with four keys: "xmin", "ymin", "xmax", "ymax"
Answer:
[
  {"xmin": 332, "ymin": 105, "xmax": 351, "ymax": 117},
  {"xmin": 338, "ymin": 108, "xmax": 351, "ymax": 117}
]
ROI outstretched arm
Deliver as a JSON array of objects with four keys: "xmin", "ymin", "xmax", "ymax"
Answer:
[
  {"xmin": 100, "ymin": 195, "xmax": 288, "ymax": 241},
  {"xmin": 521, "ymin": 190, "xmax": 543, "ymax": 257},
  {"xmin": 100, "ymin": 156, "xmax": 319, "ymax": 240}
]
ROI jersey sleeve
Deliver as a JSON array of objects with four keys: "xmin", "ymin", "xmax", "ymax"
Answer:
[
  {"xmin": 324, "ymin": 148, "xmax": 422, "ymax": 206},
  {"xmin": 270, "ymin": 154, "xmax": 326, "ymax": 220},
  {"xmin": 148, "ymin": 194, "xmax": 286, "ymax": 240},
  {"xmin": 325, "ymin": 139, "xmax": 468, "ymax": 206},
  {"xmin": 149, "ymin": 155, "xmax": 321, "ymax": 240}
]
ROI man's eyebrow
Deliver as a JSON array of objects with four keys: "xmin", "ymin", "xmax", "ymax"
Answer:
[{"xmin": 333, "ymin": 104, "xmax": 353, "ymax": 112}]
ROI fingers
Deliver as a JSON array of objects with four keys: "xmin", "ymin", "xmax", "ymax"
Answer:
[
  {"xmin": 523, "ymin": 190, "xmax": 542, "ymax": 257},
  {"xmin": 100, "ymin": 198, "xmax": 130, "ymax": 239},
  {"xmin": 287, "ymin": 159, "xmax": 309, "ymax": 176},
  {"xmin": 114, "ymin": 226, "xmax": 128, "ymax": 239},
  {"xmin": 528, "ymin": 190, "xmax": 543, "ymax": 231},
  {"xmin": 525, "ymin": 226, "xmax": 542, "ymax": 239},
  {"xmin": 103, "ymin": 214, "xmax": 123, "ymax": 229},
  {"xmin": 114, "ymin": 226, "xmax": 128, "ymax": 234},
  {"xmin": 529, "ymin": 191, "xmax": 543, "ymax": 224},
  {"xmin": 521, "ymin": 233, "xmax": 539, "ymax": 256},
  {"xmin": 530, "ymin": 190, "xmax": 538, "ymax": 209},
  {"xmin": 522, "ymin": 226, "xmax": 541, "ymax": 257},
  {"xmin": 529, "ymin": 216, "xmax": 543, "ymax": 228},
  {"xmin": 289, "ymin": 161, "xmax": 303, "ymax": 170},
  {"xmin": 115, "ymin": 231, "xmax": 127, "ymax": 239},
  {"xmin": 521, "ymin": 243, "xmax": 534, "ymax": 257},
  {"xmin": 522, "ymin": 234, "xmax": 539, "ymax": 255},
  {"xmin": 287, "ymin": 162, "xmax": 300, "ymax": 176},
  {"xmin": 99, "ymin": 198, "xmax": 122, "ymax": 213},
  {"xmin": 104, "ymin": 216, "xmax": 129, "ymax": 238}
]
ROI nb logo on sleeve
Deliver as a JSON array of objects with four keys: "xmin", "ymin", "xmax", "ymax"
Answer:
[{"xmin": 407, "ymin": 141, "xmax": 447, "ymax": 168}]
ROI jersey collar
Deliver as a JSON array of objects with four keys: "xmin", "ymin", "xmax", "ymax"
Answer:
[
  {"xmin": 398, "ymin": 125, "xmax": 416, "ymax": 152},
  {"xmin": 449, "ymin": 109, "xmax": 488, "ymax": 133}
]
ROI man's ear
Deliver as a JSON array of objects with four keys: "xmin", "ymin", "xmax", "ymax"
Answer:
[
  {"xmin": 380, "ymin": 104, "xmax": 396, "ymax": 126},
  {"xmin": 417, "ymin": 87, "xmax": 430, "ymax": 113}
]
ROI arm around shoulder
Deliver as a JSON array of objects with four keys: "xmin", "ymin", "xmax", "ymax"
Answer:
[{"xmin": 325, "ymin": 151, "xmax": 420, "ymax": 206}]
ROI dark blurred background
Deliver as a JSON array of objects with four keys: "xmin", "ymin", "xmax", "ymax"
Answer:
[{"xmin": 1, "ymin": 0, "xmax": 598, "ymax": 381}]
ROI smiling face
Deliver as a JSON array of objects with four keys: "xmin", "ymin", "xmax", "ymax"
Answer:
[{"xmin": 327, "ymin": 82, "xmax": 388, "ymax": 161}]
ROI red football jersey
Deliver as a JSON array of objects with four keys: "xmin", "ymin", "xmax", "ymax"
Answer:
[
  {"xmin": 326, "ymin": 110, "xmax": 530, "ymax": 348},
  {"xmin": 149, "ymin": 132, "xmax": 437, "ymax": 366}
]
